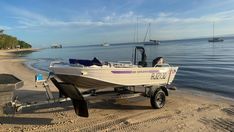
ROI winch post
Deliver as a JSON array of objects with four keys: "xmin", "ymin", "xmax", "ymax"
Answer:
[{"xmin": 35, "ymin": 73, "xmax": 54, "ymax": 100}]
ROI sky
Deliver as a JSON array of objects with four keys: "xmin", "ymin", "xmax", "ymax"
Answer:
[{"xmin": 0, "ymin": 0, "xmax": 234, "ymax": 47}]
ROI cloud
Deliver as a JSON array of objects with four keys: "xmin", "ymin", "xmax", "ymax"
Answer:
[
  {"xmin": 9, "ymin": 7, "xmax": 111, "ymax": 28},
  {"xmin": 201, "ymin": 9, "xmax": 234, "ymax": 22},
  {"xmin": 141, "ymin": 10, "xmax": 234, "ymax": 24},
  {"xmin": 158, "ymin": 12, "xmax": 173, "ymax": 17},
  {"xmin": 0, "ymin": 25, "xmax": 11, "ymax": 30},
  {"xmin": 6, "ymin": 5, "xmax": 234, "ymax": 30}
]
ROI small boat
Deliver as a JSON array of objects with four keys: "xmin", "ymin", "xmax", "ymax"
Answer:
[
  {"xmin": 51, "ymin": 44, "xmax": 62, "ymax": 48},
  {"xmin": 50, "ymin": 47, "xmax": 178, "ymax": 89},
  {"xmin": 49, "ymin": 46, "xmax": 178, "ymax": 117},
  {"xmin": 144, "ymin": 40, "xmax": 160, "ymax": 45},
  {"xmin": 101, "ymin": 42, "xmax": 109, "ymax": 47}
]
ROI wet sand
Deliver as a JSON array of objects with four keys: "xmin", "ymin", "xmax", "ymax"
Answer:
[{"xmin": 0, "ymin": 49, "xmax": 233, "ymax": 132}]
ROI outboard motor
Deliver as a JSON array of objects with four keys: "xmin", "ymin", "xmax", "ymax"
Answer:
[
  {"xmin": 134, "ymin": 46, "xmax": 147, "ymax": 67},
  {"xmin": 152, "ymin": 57, "xmax": 165, "ymax": 66}
]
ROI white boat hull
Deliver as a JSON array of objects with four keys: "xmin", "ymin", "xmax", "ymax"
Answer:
[{"xmin": 50, "ymin": 64, "xmax": 178, "ymax": 89}]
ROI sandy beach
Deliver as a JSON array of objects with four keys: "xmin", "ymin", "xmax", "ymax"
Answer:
[{"xmin": 0, "ymin": 49, "xmax": 233, "ymax": 132}]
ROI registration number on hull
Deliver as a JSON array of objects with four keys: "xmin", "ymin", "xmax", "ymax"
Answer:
[{"xmin": 151, "ymin": 73, "xmax": 167, "ymax": 80}]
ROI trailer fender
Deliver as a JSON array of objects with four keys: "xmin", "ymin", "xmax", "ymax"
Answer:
[
  {"xmin": 148, "ymin": 86, "xmax": 168, "ymax": 97},
  {"xmin": 160, "ymin": 86, "xmax": 169, "ymax": 96}
]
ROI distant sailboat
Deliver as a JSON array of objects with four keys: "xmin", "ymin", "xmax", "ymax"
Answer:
[
  {"xmin": 101, "ymin": 42, "xmax": 109, "ymax": 47},
  {"xmin": 143, "ymin": 23, "xmax": 160, "ymax": 45},
  {"xmin": 208, "ymin": 22, "xmax": 224, "ymax": 42},
  {"xmin": 51, "ymin": 44, "xmax": 62, "ymax": 48}
]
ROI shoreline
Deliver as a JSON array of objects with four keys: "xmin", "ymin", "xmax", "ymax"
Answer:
[
  {"xmin": 0, "ymin": 48, "xmax": 40, "ymax": 53},
  {"xmin": 1, "ymin": 48, "xmax": 233, "ymax": 100},
  {"xmin": 177, "ymin": 87, "xmax": 234, "ymax": 101},
  {"xmin": 0, "ymin": 50, "xmax": 233, "ymax": 131},
  {"xmin": 4, "ymin": 47, "xmax": 234, "ymax": 99}
]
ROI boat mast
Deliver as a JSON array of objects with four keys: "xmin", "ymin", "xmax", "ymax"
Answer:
[
  {"xmin": 213, "ymin": 22, "xmax": 214, "ymax": 40},
  {"xmin": 137, "ymin": 17, "xmax": 139, "ymax": 43},
  {"xmin": 149, "ymin": 23, "xmax": 151, "ymax": 41},
  {"xmin": 143, "ymin": 23, "xmax": 151, "ymax": 42}
]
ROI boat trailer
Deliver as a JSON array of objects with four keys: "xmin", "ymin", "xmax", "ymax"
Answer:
[{"xmin": 5, "ymin": 74, "xmax": 176, "ymax": 117}]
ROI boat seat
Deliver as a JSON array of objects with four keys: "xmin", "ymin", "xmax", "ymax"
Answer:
[{"xmin": 69, "ymin": 57, "xmax": 102, "ymax": 66}]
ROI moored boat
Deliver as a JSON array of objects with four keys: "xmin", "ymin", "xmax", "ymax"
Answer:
[
  {"xmin": 101, "ymin": 42, "xmax": 109, "ymax": 47},
  {"xmin": 144, "ymin": 39, "xmax": 160, "ymax": 45},
  {"xmin": 51, "ymin": 44, "xmax": 62, "ymax": 48},
  {"xmin": 208, "ymin": 37, "xmax": 224, "ymax": 42},
  {"xmin": 208, "ymin": 22, "xmax": 224, "ymax": 43}
]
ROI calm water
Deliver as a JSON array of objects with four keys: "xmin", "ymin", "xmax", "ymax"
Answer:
[{"xmin": 22, "ymin": 37, "xmax": 234, "ymax": 98}]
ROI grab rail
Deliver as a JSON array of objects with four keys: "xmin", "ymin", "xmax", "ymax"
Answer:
[{"xmin": 49, "ymin": 61, "xmax": 68, "ymax": 67}]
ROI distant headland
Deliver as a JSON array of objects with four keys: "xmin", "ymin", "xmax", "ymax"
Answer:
[{"xmin": 0, "ymin": 30, "xmax": 32, "ymax": 50}]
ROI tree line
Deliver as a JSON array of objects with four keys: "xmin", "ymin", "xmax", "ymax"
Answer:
[{"xmin": 0, "ymin": 34, "xmax": 32, "ymax": 49}]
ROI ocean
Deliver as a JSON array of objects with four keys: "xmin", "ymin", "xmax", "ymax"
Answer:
[{"xmin": 20, "ymin": 37, "xmax": 234, "ymax": 98}]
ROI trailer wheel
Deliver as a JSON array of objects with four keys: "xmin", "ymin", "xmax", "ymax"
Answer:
[{"xmin": 150, "ymin": 90, "xmax": 166, "ymax": 109}]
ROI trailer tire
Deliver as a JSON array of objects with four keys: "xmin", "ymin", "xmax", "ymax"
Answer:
[{"xmin": 150, "ymin": 89, "xmax": 166, "ymax": 109}]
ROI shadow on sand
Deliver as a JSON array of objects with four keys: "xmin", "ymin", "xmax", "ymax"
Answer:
[
  {"xmin": 0, "ymin": 116, "xmax": 53, "ymax": 125},
  {"xmin": 12, "ymin": 89, "xmax": 151, "ymax": 115}
]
